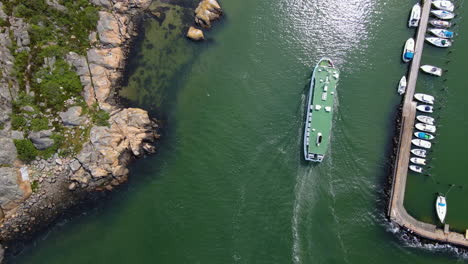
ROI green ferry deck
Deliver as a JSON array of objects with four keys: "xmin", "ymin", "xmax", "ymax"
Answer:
[{"xmin": 303, "ymin": 58, "xmax": 339, "ymax": 162}]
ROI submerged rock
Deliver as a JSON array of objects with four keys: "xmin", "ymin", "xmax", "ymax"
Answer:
[
  {"xmin": 195, "ymin": 0, "xmax": 223, "ymax": 28},
  {"xmin": 187, "ymin": 26, "xmax": 204, "ymax": 41}
]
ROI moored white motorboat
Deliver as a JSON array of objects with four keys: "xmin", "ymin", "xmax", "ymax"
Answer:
[
  {"xmin": 414, "ymin": 93, "xmax": 435, "ymax": 104},
  {"xmin": 429, "ymin": 19, "xmax": 452, "ymax": 28},
  {"xmin": 426, "ymin": 37, "xmax": 452, "ymax": 47},
  {"xmin": 409, "ymin": 3, "xmax": 422, "ymax": 27},
  {"xmin": 431, "ymin": 10, "xmax": 455, "ymax": 20},
  {"xmin": 429, "ymin": 28, "xmax": 454, "ymax": 39},
  {"xmin": 420, "ymin": 65, "xmax": 443, "ymax": 76},
  {"xmin": 402, "ymin": 38, "xmax": 415, "ymax": 62},
  {"xmin": 436, "ymin": 195, "xmax": 447, "ymax": 223},
  {"xmin": 411, "ymin": 157, "xmax": 426, "ymax": 165},
  {"xmin": 411, "ymin": 148, "xmax": 427, "ymax": 158},
  {"xmin": 409, "ymin": 165, "xmax": 423, "ymax": 173},
  {"xmin": 417, "ymin": 104, "xmax": 434, "ymax": 113},
  {"xmin": 412, "ymin": 139, "xmax": 432, "ymax": 149},
  {"xmin": 414, "ymin": 131, "xmax": 435, "ymax": 140},
  {"xmin": 416, "ymin": 123, "xmax": 436, "ymax": 133},
  {"xmin": 417, "ymin": 115, "xmax": 435, "ymax": 125},
  {"xmin": 397, "ymin": 76, "xmax": 407, "ymax": 95},
  {"xmin": 432, "ymin": 0, "xmax": 455, "ymax": 12}
]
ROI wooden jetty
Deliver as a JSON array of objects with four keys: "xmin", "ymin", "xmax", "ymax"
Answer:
[{"xmin": 387, "ymin": 0, "xmax": 468, "ymax": 247}]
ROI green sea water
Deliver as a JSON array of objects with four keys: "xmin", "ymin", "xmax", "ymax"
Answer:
[{"xmin": 11, "ymin": 0, "xmax": 468, "ymax": 263}]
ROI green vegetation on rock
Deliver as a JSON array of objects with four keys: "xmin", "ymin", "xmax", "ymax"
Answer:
[
  {"xmin": 14, "ymin": 139, "xmax": 38, "ymax": 162},
  {"xmin": 4, "ymin": 0, "xmax": 110, "ymax": 159}
]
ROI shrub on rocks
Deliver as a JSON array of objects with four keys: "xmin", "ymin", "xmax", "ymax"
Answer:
[{"xmin": 13, "ymin": 139, "xmax": 37, "ymax": 162}]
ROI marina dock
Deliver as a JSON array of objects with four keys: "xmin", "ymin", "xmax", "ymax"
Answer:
[{"xmin": 387, "ymin": 0, "xmax": 468, "ymax": 247}]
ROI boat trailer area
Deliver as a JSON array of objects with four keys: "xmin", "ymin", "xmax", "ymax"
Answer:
[{"xmin": 387, "ymin": 0, "xmax": 468, "ymax": 247}]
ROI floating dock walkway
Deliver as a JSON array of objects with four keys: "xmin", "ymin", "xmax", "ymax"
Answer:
[{"xmin": 387, "ymin": 0, "xmax": 468, "ymax": 247}]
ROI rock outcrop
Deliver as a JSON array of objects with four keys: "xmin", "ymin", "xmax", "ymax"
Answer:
[
  {"xmin": 59, "ymin": 106, "xmax": 86, "ymax": 127},
  {"xmin": 74, "ymin": 108, "xmax": 156, "ymax": 187},
  {"xmin": 0, "ymin": 0, "xmax": 159, "ymax": 251},
  {"xmin": 0, "ymin": 137, "xmax": 17, "ymax": 165},
  {"xmin": 187, "ymin": 26, "xmax": 204, "ymax": 41},
  {"xmin": 28, "ymin": 130, "xmax": 55, "ymax": 150},
  {"xmin": 187, "ymin": 0, "xmax": 222, "ymax": 41},
  {"xmin": 195, "ymin": 0, "xmax": 222, "ymax": 28}
]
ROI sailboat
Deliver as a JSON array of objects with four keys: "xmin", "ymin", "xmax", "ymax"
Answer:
[{"xmin": 436, "ymin": 195, "xmax": 447, "ymax": 223}]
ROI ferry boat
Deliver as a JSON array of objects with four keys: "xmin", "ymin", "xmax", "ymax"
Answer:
[{"xmin": 303, "ymin": 58, "xmax": 339, "ymax": 162}]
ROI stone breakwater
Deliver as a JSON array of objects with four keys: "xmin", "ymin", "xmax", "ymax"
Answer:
[{"xmin": 0, "ymin": 0, "xmax": 157, "ymax": 255}]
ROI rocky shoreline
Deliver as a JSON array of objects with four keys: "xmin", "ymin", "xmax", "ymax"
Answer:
[{"xmin": 0, "ymin": 0, "xmax": 158, "ymax": 259}]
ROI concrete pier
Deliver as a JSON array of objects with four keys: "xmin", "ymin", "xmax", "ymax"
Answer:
[{"xmin": 387, "ymin": 0, "xmax": 468, "ymax": 248}]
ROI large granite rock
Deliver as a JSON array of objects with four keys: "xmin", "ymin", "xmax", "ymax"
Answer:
[
  {"xmin": 0, "ymin": 137, "xmax": 17, "ymax": 165},
  {"xmin": 195, "ymin": 0, "xmax": 223, "ymax": 28},
  {"xmin": 0, "ymin": 168, "xmax": 24, "ymax": 210},
  {"xmin": 45, "ymin": 0, "xmax": 67, "ymax": 12},
  {"xmin": 75, "ymin": 108, "xmax": 156, "ymax": 186},
  {"xmin": 59, "ymin": 106, "xmax": 86, "ymax": 126},
  {"xmin": 28, "ymin": 129, "xmax": 54, "ymax": 150},
  {"xmin": 187, "ymin": 26, "xmax": 204, "ymax": 41},
  {"xmin": 87, "ymin": 48, "xmax": 124, "ymax": 69},
  {"xmin": 9, "ymin": 17, "xmax": 30, "ymax": 48},
  {"xmin": 65, "ymin": 52, "xmax": 90, "ymax": 77},
  {"xmin": 97, "ymin": 11, "xmax": 123, "ymax": 46}
]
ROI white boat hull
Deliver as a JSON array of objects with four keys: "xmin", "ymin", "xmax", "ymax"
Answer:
[
  {"xmin": 436, "ymin": 196, "xmax": 447, "ymax": 223},
  {"xmin": 402, "ymin": 38, "xmax": 415, "ymax": 62},
  {"xmin": 421, "ymin": 65, "xmax": 443, "ymax": 76},
  {"xmin": 417, "ymin": 105, "xmax": 433, "ymax": 113},
  {"xmin": 417, "ymin": 115, "xmax": 435, "ymax": 125},
  {"xmin": 426, "ymin": 37, "xmax": 452, "ymax": 48},
  {"xmin": 433, "ymin": 0, "xmax": 455, "ymax": 12},
  {"xmin": 429, "ymin": 19, "xmax": 451, "ymax": 28},
  {"xmin": 411, "ymin": 148, "xmax": 427, "ymax": 158},
  {"xmin": 409, "ymin": 165, "xmax": 423, "ymax": 173},
  {"xmin": 414, "ymin": 132, "xmax": 435, "ymax": 140},
  {"xmin": 431, "ymin": 10, "xmax": 455, "ymax": 20},
  {"xmin": 429, "ymin": 28, "xmax": 454, "ymax": 39},
  {"xmin": 410, "ymin": 157, "xmax": 426, "ymax": 165},
  {"xmin": 412, "ymin": 139, "xmax": 431, "ymax": 149},
  {"xmin": 414, "ymin": 93, "xmax": 435, "ymax": 104},
  {"xmin": 398, "ymin": 76, "xmax": 407, "ymax": 95},
  {"xmin": 409, "ymin": 3, "xmax": 422, "ymax": 27},
  {"xmin": 416, "ymin": 123, "xmax": 436, "ymax": 133}
]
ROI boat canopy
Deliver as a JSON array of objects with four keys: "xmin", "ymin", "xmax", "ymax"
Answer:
[
  {"xmin": 444, "ymin": 31, "xmax": 454, "ymax": 37},
  {"xmin": 404, "ymin": 52, "xmax": 414, "ymax": 60}
]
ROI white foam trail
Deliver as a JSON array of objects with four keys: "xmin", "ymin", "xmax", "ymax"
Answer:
[{"xmin": 291, "ymin": 166, "xmax": 310, "ymax": 264}]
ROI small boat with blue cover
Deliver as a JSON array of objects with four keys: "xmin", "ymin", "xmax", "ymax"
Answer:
[
  {"xmin": 429, "ymin": 28, "xmax": 454, "ymax": 39},
  {"xmin": 414, "ymin": 132, "xmax": 435, "ymax": 140},
  {"xmin": 431, "ymin": 10, "xmax": 455, "ymax": 20},
  {"xmin": 402, "ymin": 38, "xmax": 415, "ymax": 63}
]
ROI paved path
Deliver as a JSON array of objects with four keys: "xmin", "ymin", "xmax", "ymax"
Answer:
[{"xmin": 387, "ymin": 0, "xmax": 468, "ymax": 247}]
